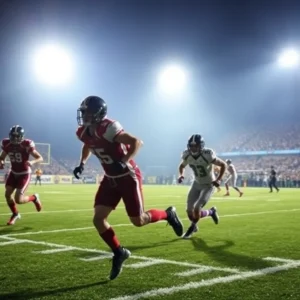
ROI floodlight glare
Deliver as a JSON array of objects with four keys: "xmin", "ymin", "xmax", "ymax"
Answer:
[
  {"xmin": 33, "ymin": 44, "xmax": 73, "ymax": 86},
  {"xmin": 277, "ymin": 49, "xmax": 299, "ymax": 68},
  {"xmin": 158, "ymin": 65, "xmax": 187, "ymax": 94}
]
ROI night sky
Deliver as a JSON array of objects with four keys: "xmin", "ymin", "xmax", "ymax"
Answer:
[{"xmin": 0, "ymin": 0, "xmax": 299, "ymax": 167}]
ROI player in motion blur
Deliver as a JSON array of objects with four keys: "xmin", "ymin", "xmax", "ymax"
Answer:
[
  {"xmin": 178, "ymin": 134, "xmax": 226, "ymax": 239},
  {"xmin": 0, "ymin": 125, "xmax": 43, "ymax": 225},
  {"xmin": 224, "ymin": 159, "xmax": 243, "ymax": 197},
  {"xmin": 269, "ymin": 166, "xmax": 279, "ymax": 193},
  {"xmin": 74, "ymin": 96, "xmax": 183, "ymax": 280}
]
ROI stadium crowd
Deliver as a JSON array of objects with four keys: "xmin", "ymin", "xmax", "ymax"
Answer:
[
  {"xmin": 217, "ymin": 124, "xmax": 300, "ymax": 152},
  {"xmin": 1, "ymin": 125, "xmax": 299, "ymax": 187}
]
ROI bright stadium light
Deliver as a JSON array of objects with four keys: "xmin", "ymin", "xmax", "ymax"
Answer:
[
  {"xmin": 32, "ymin": 44, "xmax": 74, "ymax": 86},
  {"xmin": 158, "ymin": 64, "xmax": 187, "ymax": 95},
  {"xmin": 277, "ymin": 48, "xmax": 299, "ymax": 68}
]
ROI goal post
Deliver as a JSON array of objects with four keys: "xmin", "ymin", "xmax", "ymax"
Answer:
[
  {"xmin": 35, "ymin": 143, "xmax": 51, "ymax": 165},
  {"xmin": 4, "ymin": 142, "xmax": 51, "ymax": 165}
]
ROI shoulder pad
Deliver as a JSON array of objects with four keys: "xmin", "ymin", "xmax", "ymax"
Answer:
[
  {"xmin": 202, "ymin": 148, "xmax": 214, "ymax": 155},
  {"xmin": 101, "ymin": 118, "xmax": 115, "ymax": 127},
  {"xmin": 76, "ymin": 126, "xmax": 85, "ymax": 140},
  {"xmin": 1, "ymin": 138, "xmax": 10, "ymax": 149},
  {"xmin": 181, "ymin": 150, "xmax": 190, "ymax": 160},
  {"xmin": 22, "ymin": 139, "xmax": 35, "ymax": 148}
]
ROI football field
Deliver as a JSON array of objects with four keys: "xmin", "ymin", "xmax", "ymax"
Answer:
[{"xmin": 0, "ymin": 184, "xmax": 299, "ymax": 300}]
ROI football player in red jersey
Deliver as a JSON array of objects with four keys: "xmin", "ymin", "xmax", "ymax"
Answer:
[
  {"xmin": 0, "ymin": 125, "xmax": 43, "ymax": 225},
  {"xmin": 74, "ymin": 96, "xmax": 184, "ymax": 280}
]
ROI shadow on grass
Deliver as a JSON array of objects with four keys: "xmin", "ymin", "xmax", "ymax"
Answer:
[
  {"xmin": 0, "ymin": 280, "xmax": 110, "ymax": 300},
  {"xmin": 76, "ymin": 238, "xmax": 181, "ymax": 261},
  {"xmin": 191, "ymin": 238, "xmax": 273, "ymax": 270},
  {"xmin": 0, "ymin": 226, "xmax": 33, "ymax": 235}
]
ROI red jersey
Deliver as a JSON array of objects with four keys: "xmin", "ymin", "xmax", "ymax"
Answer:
[
  {"xmin": 1, "ymin": 138, "xmax": 35, "ymax": 175},
  {"xmin": 76, "ymin": 118, "xmax": 139, "ymax": 178}
]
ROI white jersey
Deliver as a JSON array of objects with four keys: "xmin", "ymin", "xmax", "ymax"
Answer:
[
  {"xmin": 181, "ymin": 148, "xmax": 216, "ymax": 185},
  {"xmin": 227, "ymin": 164, "xmax": 237, "ymax": 176}
]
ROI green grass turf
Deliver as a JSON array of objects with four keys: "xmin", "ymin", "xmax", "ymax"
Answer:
[{"xmin": 0, "ymin": 184, "xmax": 299, "ymax": 300}]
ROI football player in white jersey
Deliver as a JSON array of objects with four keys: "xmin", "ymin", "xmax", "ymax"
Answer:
[
  {"xmin": 178, "ymin": 134, "xmax": 227, "ymax": 238},
  {"xmin": 224, "ymin": 159, "xmax": 243, "ymax": 197}
]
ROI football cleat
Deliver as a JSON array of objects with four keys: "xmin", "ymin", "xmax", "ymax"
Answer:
[
  {"xmin": 182, "ymin": 223, "xmax": 198, "ymax": 239},
  {"xmin": 165, "ymin": 206, "xmax": 184, "ymax": 237},
  {"xmin": 210, "ymin": 207, "xmax": 219, "ymax": 225},
  {"xmin": 109, "ymin": 247, "xmax": 131, "ymax": 280},
  {"xmin": 7, "ymin": 213, "xmax": 21, "ymax": 225},
  {"xmin": 33, "ymin": 194, "xmax": 42, "ymax": 212}
]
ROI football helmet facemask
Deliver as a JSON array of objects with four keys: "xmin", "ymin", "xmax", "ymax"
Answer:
[
  {"xmin": 77, "ymin": 96, "xmax": 107, "ymax": 126},
  {"xmin": 9, "ymin": 125, "xmax": 25, "ymax": 144},
  {"xmin": 187, "ymin": 134, "xmax": 205, "ymax": 156}
]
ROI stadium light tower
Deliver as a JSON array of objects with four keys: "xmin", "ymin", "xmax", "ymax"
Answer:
[
  {"xmin": 277, "ymin": 48, "xmax": 299, "ymax": 69},
  {"xmin": 158, "ymin": 64, "xmax": 187, "ymax": 95},
  {"xmin": 32, "ymin": 44, "xmax": 74, "ymax": 87}
]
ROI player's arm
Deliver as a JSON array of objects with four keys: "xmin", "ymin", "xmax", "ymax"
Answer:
[
  {"xmin": 73, "ymin": 144, "xmax": 90, "ymax": 179},
  {"xmin": 0, "ymin": 150, "xmax": 7, "ymax": 161},
  {"xmin": 212, "ymin": 157, "xmax": 226, "ymax": 182},
  {"xmin": 29, "ymin": 150, "xmax": 43, "ymax": 166},
  {"xmin": 114, "ymin": 132, "xmax": 143, "ymax": 163},
  {"xmin": 178, "ymin": 160, "xmax": 187, "ymax": 177},
  {"xmin": 0, "ymin": 150, "xmax": 7, "ymax": 169},
  {"xmin": 79, "ymin": 143, "xmax": 91, "ymax": 165}
]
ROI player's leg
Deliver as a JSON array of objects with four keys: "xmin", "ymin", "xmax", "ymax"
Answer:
[
  {"xmin": 224, "ymin": 176, "xmax": 231, "ymax": 196},
  {"xmin": 93, "ymin": 176, "xmax": 130, "ymax": 280},
  {"xmin": 196, "ymin": 185, "xmax": 219, "ymax": 224},
  {"xmin": 122, "ymin": 174, "xmax": 183, "ymax": 237},
  {"xmin": 14, "ymin": 174, "xmax": 42, "ymax": 212},
  {"xmin": 182, "ymin": 181, "xmax": 201, "ymax": 238},
  {"xmin": 232, "ymin": 174, "xmax": 243, "ymax": 197},
  {"xmin": 5, "ymin": 173, "xmax": 21, "ymax": 225},
  {"xmin": 269, "ymin": 179, "xmax": 273, "ymax": 192},
  {"xmin": 273, "ymin": 179, "xmax": 279, "ymax": 192},
  {"xmin": 39, "ymin": 176, "xmax": 42, "ymax": 186}
]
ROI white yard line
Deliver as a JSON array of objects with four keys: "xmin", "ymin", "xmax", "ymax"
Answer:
[
  {"xmin": 174, "ymin": 267, "xmax": 213, "ymax": 276},
  {"xmin": 0, "ymin": 194, "xmax": 287, "ymax": 205},
  {"xmin": 0, "ymin": 236, "xmax": 241, "ymax": 274},
  {"xmin": 0, "ymin": 239, "xmax": 27, "ymax": 246},
  {"xmin": 0, "ymin": 235, "xmax": 299, "ymax": 299},
  {"xmin": 34, "ymin": 247, "xmax": 75, "ymax": 254},
  {"xmin": 0, "ymin": 208, "xmax": 93, "ymax": 215},
  {"xmin": 1, "ymin": 208, "xmax": 300, "ymax": 238},
  {"xmin": 108, "ymin": 260, "xmax": 300, "ymax": 300}
]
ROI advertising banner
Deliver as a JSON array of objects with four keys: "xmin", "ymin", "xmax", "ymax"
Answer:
[
  {"xmin": 54, "ymin": 175, "xmax": 73, "ymax": 184},
  {"xmin": 83, "ymin": 176, "xmax": 97, "ymax": 184},
  {"xmin": 30, "ymin": 175, "xmax": 54, "ymax": 184},
  {"xmin": 72, "ymin": 177, "xmax": 83, "ymax": 184}
]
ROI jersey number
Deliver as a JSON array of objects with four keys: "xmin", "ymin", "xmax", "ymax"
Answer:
[
  {"xmin": 8, "ymin": 152, "xmax": 23, "ymax": 163},
  {"xmin": 190, "ymin": 165, "xmax": 207, "ymax": 177},
  {"xmin": 93, "ymin": 148, "xmax": 114, "ymax": 164}
]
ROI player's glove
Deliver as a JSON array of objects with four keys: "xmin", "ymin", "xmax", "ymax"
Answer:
[
  {"xmin": 111, "ymin": 161, "xmax": 127, "ymax": 173},
  {"xmin": 73, "ymin": 162, "xmax": 84, "ymax": 179},
  {"xmin": 0, "ymin": 160, "xmax": 4, "ymax": 170},
  {"xmin": 212, "ymin": 180, "xmax": 221, "ymax": 188},
  {"xmin": 177, "ymin": 176, "xmax": 184, "ymax": 184}
]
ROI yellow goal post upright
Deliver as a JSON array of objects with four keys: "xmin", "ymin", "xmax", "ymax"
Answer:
[{"xmin": 4, "ymin": 142, "xmax": 51, "ymax": 165}]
